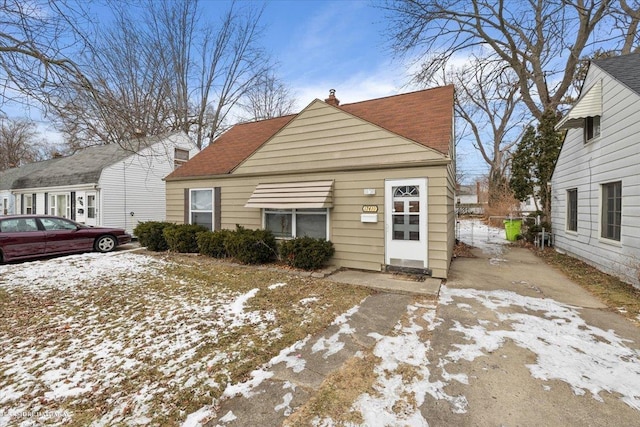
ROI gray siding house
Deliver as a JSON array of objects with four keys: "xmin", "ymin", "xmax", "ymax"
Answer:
[
  {"xmin": 552, "ymin": 53, "xmax": 640, "ymax": 287},
  {"xmin": 3, "ymin": 132, "xmax": 197, "ymax": 235},
  {"xmin": 1, "ymin": 158, "xmax": 62, "ymax": 216}
]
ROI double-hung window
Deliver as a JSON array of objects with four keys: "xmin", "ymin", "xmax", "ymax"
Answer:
[
  {"xmin": 601, "ymin": 181, "xmax": 621, "ymax": 241},
  {"xmin": 584, "ymin": 116, "xmax": 600, "ymax": 143},
  {"xmin": 567, "ymin": 188, "xmax": 578, "ymax": 232},
  {"xmin": 264, "ymin": 208, "xmax": 328, "ymax": 239},
  {"xmin": 190, "ymin": 189, "xmax": 213, "ymax": 230},
  {"xmin": 24, "ymin": 194, "xmax": 33, "ymax": 214},
  {"xmin": 49, "ymin": 194, "xmax": 71, "ymax": 218}
]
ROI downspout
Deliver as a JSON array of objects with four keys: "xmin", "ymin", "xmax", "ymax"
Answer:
[{"xmin": 123, "ymin": 162, "xmax": 128, "ymax": 232}]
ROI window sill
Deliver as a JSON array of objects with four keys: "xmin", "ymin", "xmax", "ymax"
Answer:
[
  {"xmin": 565, "ymin": 230, "xmax": 578, "ymax": 236},
  {"xmin": 598, "ymin": 237, "xmax": 622, "ymax": 248}
]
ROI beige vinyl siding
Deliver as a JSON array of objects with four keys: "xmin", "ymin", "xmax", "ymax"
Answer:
[
  {"xmin": 234, "ymin": 101, "xmax": 446, "ymax": 175},
  {"xmin": 167, "ymin": 99, "xmax": 455, "ymax": 277},
  {"xmin": 446, "ymin": 134, "xmax": 457, "ymax": 268},
  {"xmin": 167, "ymin": 165, "xmax": 453, "ymax": 278}
]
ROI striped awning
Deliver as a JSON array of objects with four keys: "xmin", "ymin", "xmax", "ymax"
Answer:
[
  {"xmin": 245, "ymin": 181, "xmax": 334, "ymax": 209},
  {"xmin": 556, "ymin": 80, "xmax": 602, "ymax": 130}
]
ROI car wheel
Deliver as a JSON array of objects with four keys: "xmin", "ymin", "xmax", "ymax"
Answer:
[{"xmin": 95, "ymin": 235, "xmax": 117, "ymax": 253}]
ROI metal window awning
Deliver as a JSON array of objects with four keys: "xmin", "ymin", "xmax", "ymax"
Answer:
[
  {"xmin": 556, "ymin": 80, "xmax": 602, "ymax": 131},
  {"xmin": 245, "ymin": 180, "xmax": 334, "ymax": 209}
]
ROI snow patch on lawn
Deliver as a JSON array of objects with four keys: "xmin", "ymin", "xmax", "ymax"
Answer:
[
  {"xmin": 182, "ymin": 405, "xmax": 216, "ymax": 427},
  {"xmin": 189, "ymin": 303, "xmax": 363, "ymax": 424},
  {"xmin": 0, "ymin": 252, "xmax": 284, "ymax": 426},
  {"xmin": 0, "ymin": 252, "xmax": 165, "ymax": 291}
]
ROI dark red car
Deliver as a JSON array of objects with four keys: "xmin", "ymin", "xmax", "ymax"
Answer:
[{"xmin": 0, "ymin": 215, "xmax": 131, "ymax": 263}]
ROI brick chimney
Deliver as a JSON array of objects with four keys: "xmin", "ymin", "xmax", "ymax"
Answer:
[{"xmin": 324, "ymin": 89, "xmax": 340, "ymax": 106}]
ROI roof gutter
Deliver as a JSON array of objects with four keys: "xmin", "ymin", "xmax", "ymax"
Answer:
[{"xmin": 10, "ymin": 183, "xmax": 99, "ymax": 194}]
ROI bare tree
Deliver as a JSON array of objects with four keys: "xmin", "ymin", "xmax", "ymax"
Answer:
[
  {"xmin": 383, "ymin": 0, "xmax": 639, "ymax": 118},
  {"xmin": 53, "ymin": 1, "xmax": 176, "ymax": 149},
  {"xmin": 448, "ymin": 55, "xmax": 528, "ymax": 205},
  {"xmin": 1, "ymin": 0, "xmax": 273, "ymax": 150},
  {"xmin": 618, "ymin": 0, "xmax": 640, "ymax": 53},
  {"xmin": 51, "ymin": 0, "xmax": 272, "ymax": 149},
  {"xmin": 239, "ymin": 73, "xmax": 296, "ymax": 121},
  {"xmin": 0, "ymin": 118, "xmax": 46, "ymax": 170},
  {"xmin": 0, "ymin": 1, "xmax": 95, "ymax": 111}
]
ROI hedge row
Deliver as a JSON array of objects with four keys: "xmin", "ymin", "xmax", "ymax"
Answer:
[{"xmin": 133, "ymin": 222, "xmax": 334, "ymax": 270}]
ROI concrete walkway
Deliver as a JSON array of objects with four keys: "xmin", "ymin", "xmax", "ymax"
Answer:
[
  {"xmin": 325, "ymin": 269, "xmax": 442, "ymax": 296},
  {"xmin": 203, "ymin": 293, "xmax": 413, "ymax": 426}
]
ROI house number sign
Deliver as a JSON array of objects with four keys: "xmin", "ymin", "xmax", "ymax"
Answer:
[{"xmin": 362, "ymin": 205, "xmax": 378, "ymax": 213}]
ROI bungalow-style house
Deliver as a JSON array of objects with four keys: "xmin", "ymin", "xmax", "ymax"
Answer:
[
  {"xmin": 4, "ymin": 132, "xmax": 197, "ymax": 235},
  {"xmin": 552, "ymin": 53, "xmax": 640, "ymax": 287},
  {"xmin": 165, "ymin": 87, "xmax": 456, "ymax": 278},
  {"xmin": 1, "ymin": 158, "xmax": 62, "ymax": 216}
]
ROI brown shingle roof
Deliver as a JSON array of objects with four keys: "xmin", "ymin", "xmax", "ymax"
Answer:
[
  {"xmin": 166, "ymin": 85, "xmax": 453, "ymax": 180},
  {"xmin": 340, "ymin": 85, "xmax": 453, "ymax": 155},
  {"xmin": 167, "ymin": 115, "xmax": 295, "ymax": 179}
]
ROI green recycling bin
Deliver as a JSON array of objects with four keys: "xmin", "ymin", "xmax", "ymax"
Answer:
[{"xmin": 504, "ymin": 220, "xmax": 522, "ymax": 241}]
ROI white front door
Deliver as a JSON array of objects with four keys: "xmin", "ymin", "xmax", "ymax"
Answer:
[
  {"xmin": 86, "ymin": 192, "xmax": 97, "ymax": 226},
  {"xmin": 385, "ymin": 178, "xmax": 428, "ymax": 269}
]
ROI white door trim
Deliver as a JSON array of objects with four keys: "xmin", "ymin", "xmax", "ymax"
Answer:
[
  {"xmin": 85, "ymin": 191, "xmax": 98, "ymax": 226},
  {"xmin": 385, "ymin": 178, "xmax": 428, "ymax": 268}
]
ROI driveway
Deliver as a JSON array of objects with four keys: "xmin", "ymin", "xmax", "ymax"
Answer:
[
  {"xmin": 425, "ymin": 243, "xmax": 640, "ymax": 426},
  {"xmin": 201, "ymin": 220, "xmax": 640, "ymax": 426}
]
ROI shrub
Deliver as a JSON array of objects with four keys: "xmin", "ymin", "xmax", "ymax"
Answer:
[
  {"xmin": 163, "ymin": 224, "xmax": 208, "ymax": 253},
  {"xmin": 197, "ymin": 229, "xmax": 232, "ymax": 258},
  {"xmin": 279, "ymin": 237, "xmax": 335, "ymax": 270},
  {"xmin": 133, "ymin": 221, "xmax": 175, "ymax": 251},
  {"xmin": 224, "ymin": 225, "xmax": 277, "ymax": 264}
]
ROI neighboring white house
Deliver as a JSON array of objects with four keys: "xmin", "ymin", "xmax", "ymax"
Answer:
[
  {"xmin": 5, "ymin": 132, "xmax": 198, "ymax": 235},
  {"xmin": 519, "ymin": 193, "xmax": 542, "ymax": 215},
  {"xmin": 0, "ymin": 158, "xmax": 62, "ymax": 216},
  {"xmin": 552, "ymin": 53, "xmax": 640, "ymax": 287},
  {"xmin": 456, "ymin": 183, "xmax": 485, "ymax": 215}
]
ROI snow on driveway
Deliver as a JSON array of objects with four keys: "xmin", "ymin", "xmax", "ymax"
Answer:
[
  {"xmin": 439, "ymin": 286, "xmax": 640, "ymax": 411},
  {"xmin": 309, "ymin": 220, "xmax": 640, "ymax": 424},
  {"xmin": 198, "ymin": 281, "xmax": 640, "ymax": 426}
]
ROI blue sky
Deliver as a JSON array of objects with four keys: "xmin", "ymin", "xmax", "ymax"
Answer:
[
  {"xmin": 252, "ymin": 0, "xmax": 485, "ymax": 181},
  {"xmin": 257, "ymin": 0, "xmax": 410, "ymax": 107},
  {"xmin": 8, "ymin": 0, "xmax": 487, "ymax": 181}
]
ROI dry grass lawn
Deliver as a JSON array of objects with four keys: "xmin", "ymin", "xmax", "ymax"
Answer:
[
  {"xmin": 0, "ymin": 251, "xmax": 372, "ymax": 426},
  {"xmin": 536, "ymin": 248, "xmax": 640, "ymax": 324}
]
